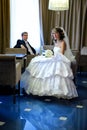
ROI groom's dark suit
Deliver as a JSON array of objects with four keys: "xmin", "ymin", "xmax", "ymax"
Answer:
[{"xmin": 14, "ymin": 39, "xmax": 36, "ymax": 55}]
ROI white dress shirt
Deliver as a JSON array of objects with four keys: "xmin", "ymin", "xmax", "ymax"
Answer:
[{"xmin": 25, "ymin": 41, "xmax": 34, "ymax": 55}]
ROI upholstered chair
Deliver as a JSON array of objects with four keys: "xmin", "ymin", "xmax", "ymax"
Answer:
[
  {"xmin": 0, "ymin": 55, "xmax": 21, "ymax": 103},
  {"xmin": 78, "ymin": 47, "xmax": 87, "ymax": 72},
  {"xmin": 78, "ymin": 55, "xmax": 87, "ymax": 72},
  {"xmin": 26, "ymin": 55, "xmax": 37, "ymax": 66},
  {"xmin": 5, "ymin": 48, "xmax": 27, "ymax": 72}
]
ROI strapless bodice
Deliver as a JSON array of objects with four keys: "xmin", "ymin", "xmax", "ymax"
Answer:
[{"xmin": 53, "ymin": 46, "xmax": 61, "ymax": 56}]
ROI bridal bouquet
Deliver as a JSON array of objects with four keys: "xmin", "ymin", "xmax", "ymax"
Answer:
[{"xmin": 45, "ymin": 49, "xmax": 53, "ymax": 57}]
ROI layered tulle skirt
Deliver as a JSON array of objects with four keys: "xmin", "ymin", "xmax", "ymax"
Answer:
[{"xmin": 21, "ymin": 54, "xmax": 78, "ymax": 99}]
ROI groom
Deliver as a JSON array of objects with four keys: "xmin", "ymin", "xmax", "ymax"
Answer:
[{"xmin": 14, "ymin": 32, "xmax": 36, "ymax": 55}]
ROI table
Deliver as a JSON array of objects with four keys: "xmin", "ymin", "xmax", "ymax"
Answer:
[{"xmin": 5, "ymin": 53, "xmax": 27, "ymax": 59}]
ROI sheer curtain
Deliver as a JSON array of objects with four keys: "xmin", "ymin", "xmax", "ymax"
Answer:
[{"xmin": 10, "ymin": 0, "xmax": 40, "ymax": 53}]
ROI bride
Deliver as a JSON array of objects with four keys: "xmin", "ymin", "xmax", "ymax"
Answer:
[{"xmin": 21, "ymin": 27, "xmax": 78, "ymax": 99}]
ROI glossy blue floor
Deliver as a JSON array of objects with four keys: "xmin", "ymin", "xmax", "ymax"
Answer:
[{"xmin": 0, "ymin": 72, "xmax": 87, "ymax": 130}]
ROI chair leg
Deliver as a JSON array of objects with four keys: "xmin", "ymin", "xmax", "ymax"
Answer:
[
  {"xmin": 13, "ymin": 85, "xmax": 16, "ymax": 104},
  {"xmin": 18, "ymin": 80, "xmax": 20, "ymax": 96},
  {"xmin": 73, "ymin": 77, "xmax": 75, "ymax": 84},
  {"xmin": 73, "ymin": 75, "xmax": 77, "ymax": 85},
  {"xmin": 13, "ymin": 81, "xmax": 20, "ymax": 104}
]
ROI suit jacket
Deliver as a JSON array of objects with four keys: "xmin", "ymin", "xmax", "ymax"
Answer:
[{"xmin": 14, "ymin": 39, "xmax": 36, "ymax": 55}]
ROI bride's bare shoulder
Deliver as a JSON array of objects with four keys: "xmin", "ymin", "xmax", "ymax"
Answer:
[{"xmin": 61, "ymin": 40, "xmax": 66, "ymax": 48}]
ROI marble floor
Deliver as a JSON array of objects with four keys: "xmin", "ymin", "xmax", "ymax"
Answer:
[{"xmin": 0, "ymin": 72, "xmax": 87, "ymax": 130}]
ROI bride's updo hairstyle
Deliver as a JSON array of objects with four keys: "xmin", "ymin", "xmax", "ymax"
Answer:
[
  {"xmin": 51, "ymin": 27, "xmax": 65, "ymax": 40},
  {"xmin": 56, "ymin": 27, "xmax": 65, "ymax": 40}
]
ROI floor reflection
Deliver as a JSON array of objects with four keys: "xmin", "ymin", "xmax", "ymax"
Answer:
[{"xmin": 0, "ymin": 72, "xmax": 87, "ymax": 130}]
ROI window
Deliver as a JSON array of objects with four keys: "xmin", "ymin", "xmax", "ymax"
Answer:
[{"xmin": 10, "ymin": 0, "xmax": 40, "ymax": 53}]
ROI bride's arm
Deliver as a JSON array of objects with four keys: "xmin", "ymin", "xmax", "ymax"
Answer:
[{"xmin": 61, "ymin": 41, "xmax": 66, "ymax": 54}]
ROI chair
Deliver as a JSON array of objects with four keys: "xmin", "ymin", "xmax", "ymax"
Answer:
[
  {"xmin": 70, "ymin": 50, "xmax": 80, "ymax": 83},
  {"xmin": 78, "ymin": 55, "xmax": 87, "ymax": 72},
  {"xmin": 5, "ymin": 48, "xmax": 27, "ymax": 71},
  {"xmin": 44, "ymin": 45, "xmax": 54, "ymax": 50},
  {"xmin": 81, "ymin": 46, "xmax": 87, "ymax": 55},
  {"xmin": 0, "ymin": 55, "xmax": 21, "ymax": 103},
  {"xmin": 26, "ymin": 55, "xmax": 37, "ymax": 67},
  {"xmin": 78, "ymin": 47, "xmax": 87, "ymax": 72},
  {"xmin": 71, "ymin": 50, "xmax": 80, "ymax": 75},
  {"xmin": 5, "ymin": 48, "xmax": 27, "ymax": 54}
]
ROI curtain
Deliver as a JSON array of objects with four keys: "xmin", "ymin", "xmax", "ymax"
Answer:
[
  {"xmin": 40, "ymin": 0, "xmax": 87, "ymax": 50},
  {"xmin": 39, "ymin": 0, "xmax": 44, "ymax": 46},
  {"xmin": 0, "ymin": 0, "xmax": 86, "ymax": 53},
  {"xmin": 0, "ymin": 0, "xmax": 10, "ymax": 53}
]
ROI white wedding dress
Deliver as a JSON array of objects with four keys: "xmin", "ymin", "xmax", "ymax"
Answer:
[{"xmin": 21, "ymin": 47, "xmax": 78, "ymax": 99}]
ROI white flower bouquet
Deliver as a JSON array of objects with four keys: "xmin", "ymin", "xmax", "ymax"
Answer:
[{"xmin": 45, "ymin": 49, "xmax": 53, "ymax": 57}]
